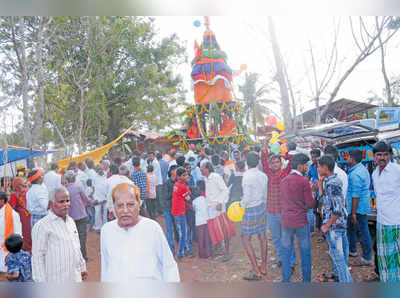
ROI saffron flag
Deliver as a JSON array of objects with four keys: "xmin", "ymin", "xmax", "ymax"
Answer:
[{"xmin": 56, "ymin": 124, "xmax": 135, "ymax": 170}]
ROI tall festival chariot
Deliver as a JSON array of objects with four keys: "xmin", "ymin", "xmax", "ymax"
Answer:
[{"xmin": 169, "ymin": 17, "xmax": 249, "ymax": 150}]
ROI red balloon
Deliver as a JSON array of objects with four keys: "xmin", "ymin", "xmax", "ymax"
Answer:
[{"xmin": 265, "ymin": 116, "xmax": 277, "ymax": 126}]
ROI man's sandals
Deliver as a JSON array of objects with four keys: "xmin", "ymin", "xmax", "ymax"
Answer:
[
  {"xmin": 318, "ymin": 273, "xmax": 339, "ymax": 282},
  {"xmin": 243, "ymin": 270, "xmax": 264, "ymax": 281}
]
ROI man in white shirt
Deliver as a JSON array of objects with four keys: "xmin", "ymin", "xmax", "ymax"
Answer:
[
  {"xmin": 106, "ymin": 164, "xmax": 135, "ymax": 219},
  {"xmin": 240, "ymin": 152, "xmax": 269, "ymax": 280},
  {"xmin": 26, "ymin": 169, "xmax": 49, "ymax": 228},
  {"xmin": 32, "ymin": 186, "xmax": 88, "ymax": 282},
  {"xmin": 93, "ymin": 166, "xmax": 108, "ymax": 232},
  {"xmin": 372, "ymin": 141, "xmax": 400, "ymax": 282},
  {"xmin": 43, "ymin": 163, "xmax": 62, "ymax": 194},
  {"xmin": 101, "ymin": 183, "xmax": 179, "ymax": 282},
  {"xmin": 85, "ymin": 158, "xmax": 97, "ymax": 230},
  {"xmin": 201, "ymin": 162, "xmax": 235, "ymax": 262},
  {"xmin": 0, "ymin": 191, "xmax": 22, "ymax": 272}
]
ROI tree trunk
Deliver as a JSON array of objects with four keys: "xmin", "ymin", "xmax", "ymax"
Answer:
[
  {"xmin": 31, "ymin": 17, "xmax": 46, "ymax": 146},
  {"xmin": 267, "ymin": 17, "xmax": 293, "ymax": 133},
  {"xmin": 377, "ymin": 18, "xmax": 392, "ymax": 106},
  {"xmin": 15, "ymin": 17, "xmax": 31, "ymax": 147},
  {"xmin": 106, "ymin": 108, "xmax": 118, "ymax": 143},
  {"xmin": 78, "ymin": 86, "xmax": 85, "ymax": 154}
]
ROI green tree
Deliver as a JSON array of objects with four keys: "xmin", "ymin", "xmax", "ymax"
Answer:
[
  {"xmin": 239, "ymin": 72, "xmax": 276, "ymax": 137},
  {"xmin": 46, "ymin": 17, "xmax": 186, "ymax": 153}
]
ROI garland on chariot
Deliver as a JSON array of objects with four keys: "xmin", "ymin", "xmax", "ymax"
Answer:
[{"xmin": 167, "ymin": 17, "xmax": 250, "ymax": 151}]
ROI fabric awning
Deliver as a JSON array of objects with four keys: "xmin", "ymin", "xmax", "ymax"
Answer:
[{"xmin": 0, "ymin": 146, "xmax": 57, "ymax": 166}]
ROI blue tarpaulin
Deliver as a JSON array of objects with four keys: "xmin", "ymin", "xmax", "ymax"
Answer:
[{"xmin": 0, "ymin": 147, "xmax": 57, "ymax": 166}]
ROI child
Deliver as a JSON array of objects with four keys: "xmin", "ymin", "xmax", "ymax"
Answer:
[
  {"xmin": 226, "ymin": 160, "xmax": 246, "ymax": 209},
  {"xmin": 171, "ymin": 167, "xmax": 193, "ymax": 259},
  {"xmin": 146, "ymin": 165, "xmax": 157, "ymax": 219},
  {"xmin": 318, "ymin": 155, "xmax": 352, "ymax": 283},
  {"xmin": 85, "ymin": 179, "xmax": 95, "ymax": 231},
  {"xmin": 192, "ymin": 181, "xmax": 211, "ymax": 258},
  {"xmin": 5, "ymin": 234, "xmax": 32, "ymax": 282}
]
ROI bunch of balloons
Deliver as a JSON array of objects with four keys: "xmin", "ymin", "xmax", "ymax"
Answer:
[{"xmin": 265, "ymin": 116, "xmax": 285, "ymax": 131}]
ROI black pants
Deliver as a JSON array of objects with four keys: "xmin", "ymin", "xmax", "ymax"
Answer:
[
  {"xmin": 75, "ymin": 217, "xmax": 88, "ymax": 260},
  {"xmin": 155, "ymin": 185, "xmax": 163, "ymax": 214},
  {"xmin": 145, "ymin": 199, "xmax": 157, "ymax": 219}
]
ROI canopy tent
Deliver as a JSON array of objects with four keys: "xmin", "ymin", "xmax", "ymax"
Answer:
[
  {"xmin": 0, "ymin": 146, "xmax": 57, "ymax": 166},
  {"xmin": 56, "ymin": 124, "xmax": 135, "ymax": 170}
]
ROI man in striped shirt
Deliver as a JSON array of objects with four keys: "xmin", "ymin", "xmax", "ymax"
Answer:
[{"xmin": 31, "ymin": 186, "xmax": 87, "ymax": 282}]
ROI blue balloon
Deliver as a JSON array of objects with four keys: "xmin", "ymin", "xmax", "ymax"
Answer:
[{"xmin": 193, "ymin": 20, "xmax": 201, "ymax": 27}]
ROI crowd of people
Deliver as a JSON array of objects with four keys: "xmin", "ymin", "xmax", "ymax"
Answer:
[{"xmin": 0, "ymin": 138, "xmax": 399, "ymax": 283}]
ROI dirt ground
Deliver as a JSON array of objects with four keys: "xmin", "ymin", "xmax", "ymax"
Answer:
[
  {"xmin": 0, "ymin": 215, "xmax": 374, "ymax": 282},
  {"xmin": 84, "ymin": 215, "xmax": 376, "ymax": 283}
]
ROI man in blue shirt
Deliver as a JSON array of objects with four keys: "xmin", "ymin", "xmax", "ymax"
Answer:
[
  {"xmin": 307, "ymin": 149, "xmax": 321, "ymax": 232},
  {"xmin": 157, "ymin": 152, "xmax": 169, "ymax": 184},
  {"xmin": 346, "ymin": 149, "xmax": 373, "ymax": 266}
]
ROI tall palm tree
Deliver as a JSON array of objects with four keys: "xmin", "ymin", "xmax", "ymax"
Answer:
[{"xmin": 238, "ymin": 72, "xmax": 277, "ymax": 137}]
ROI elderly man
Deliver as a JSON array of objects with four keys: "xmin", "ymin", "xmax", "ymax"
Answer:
[
  {"xmin": 106, "ymin": 164, "xmax": 134, "ymax": 219},
  {"xmin": 32, "ymin": 186, "xmax": 87, "ymax": 282},
  {"xmin": 43, "ymin": 163, "xmax": 62, "ymax": 194},
  {"xmin": 200, "ymin": 162, "xmax": 235, "ymax": 262},
  {"xmin": 101, "ymin": 183, "xmax": 179, "ymax": 282},
  {"xmin": 0, "ymin": 191, "xmax": 22, "ymax": 273},
  {"xmin": 372, "ymin": 141, "xmax": 400, "ymax": 282},
  {"xmin": 26, "ymin": 169, "xmax": 49, "ymax": 228},
  {"xmin": 65, "ymin": 170, "xmax": 94, "ymax": 261}
]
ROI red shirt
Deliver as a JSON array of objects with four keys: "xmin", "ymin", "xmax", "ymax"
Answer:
[
  {"xmin": 280, "ymin": 172, "xmax": 315, "ymax": 228},
  {"xmin": 261, "ymin": 149, "xmax": 292, "ymax": 215},
  {"xmin": 171, "ymin": 179, "xmax": 191, "ymax": 216}
]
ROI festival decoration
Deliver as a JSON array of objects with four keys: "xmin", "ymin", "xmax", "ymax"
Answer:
[
  {"xmin": 280, "ymin": 143, "xmax": 288, "ymax": 154},
  {"xmin": 166, "ymin": 17, "xmax": 250, "ymax": 150},
  {"xmin": 270, "ymin": 143, "xmax": 281, "ymax": 155},
  {"xmin": 227, "ymin": 201, "xmax": 245, "ymax": 222},
  {"xmin": 265, "ymin": 116, "xmax": 277, "ymax": 126},
  {"xmin": 277, "ymin": 120, "xmax": 285, "ymax": 131}
]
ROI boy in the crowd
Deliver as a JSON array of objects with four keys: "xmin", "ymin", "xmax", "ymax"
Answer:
[
  {"xmin": 146, "ymin": 165, "xmax": 157, "ymax": 220},
  {"xmin": 318, "ymin": 155, "xmax": 353, "ymax": 283},
  {"xmin": 5, "ymin": 234, "xmax": 33, "ymax": 282},
  {"xmin": 192, "ymin": 181, "xmax": 211, "ymax": 259},
  {"xmin": 307, "ymin": 149, "xmax": 321, "ymax": 233},
  {"xmin": 171, "ymin": 167, "xmax": 193, "ymax": 260}
]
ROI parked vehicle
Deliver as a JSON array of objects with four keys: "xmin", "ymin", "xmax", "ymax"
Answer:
[{"xmin": 286, "ymin": 107, "xmax": 400, "ymax": 236}]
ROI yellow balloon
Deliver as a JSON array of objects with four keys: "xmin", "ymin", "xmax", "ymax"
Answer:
[
  {"xmin": 227, "ymin": 201, "xmax": 245, "ymax": 222},
  {"xmin": 277, "ymin": 120, "xmax": 285, "ymax": 131}
]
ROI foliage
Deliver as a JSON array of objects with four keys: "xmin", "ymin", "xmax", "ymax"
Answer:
[
  {"xmin": 0, "ymin": 16, "xmax": 187, "ymax": 154},
  {"xmin": 238, "ymin": 72, "xmax": 277, "ymax": 135}
]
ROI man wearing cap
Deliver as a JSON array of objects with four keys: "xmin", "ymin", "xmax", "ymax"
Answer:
[
  {"xmin": 26, "ymin": 169, "xmax": 49, "ymax": 228},
  {"xmin": 64, "ymin": 170, "xmax": 94, "ymax": 261}
]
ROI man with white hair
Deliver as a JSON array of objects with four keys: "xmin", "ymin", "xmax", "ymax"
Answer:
[
  {"xmin": 101, "ymin": 183, "xmax": 179, "ymax": 282},
  {"xmin": 32, "ymin": 186, "xmax": 88, "ymax": 282},
  {"xmin": 106, "ymin": 164, "xmax": 134, "ymax": 219}
]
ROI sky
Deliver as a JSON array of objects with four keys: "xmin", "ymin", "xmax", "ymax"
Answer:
[
  {"xmin": 154, "ymin": 16, "xmax": 400, "ymax": 117},
  {"xmin": 3, "ymin": 16, "xmax": 400, "ymax": 136}
]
